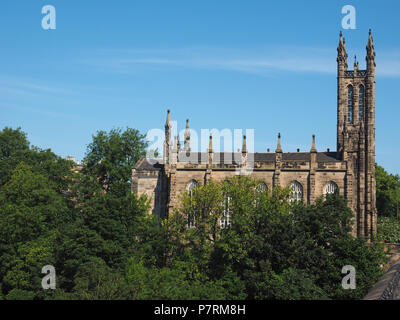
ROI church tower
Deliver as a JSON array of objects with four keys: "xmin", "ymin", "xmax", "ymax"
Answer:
[{"xmin": 337, "ymin": 30, "xmax": 377, "ymax": 238}]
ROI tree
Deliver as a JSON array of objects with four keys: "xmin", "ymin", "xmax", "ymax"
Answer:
[
  {"xmin": 0, "ymin": 162, "xmax": 71, "ymax": 298},
  {"xmin": 173, "ymin": 176, "xmax": 385, "ymax": 300},
  {"xmin": 376, "ymin": 163, "xmax": 400, "ymax": 218},
  {"xmin": 0, "ymin": 127, "xmax": 29, "ymax": 161},
  {"xmin": 82, "ymin": 128, "xmax": 148, "ymax": 196}
]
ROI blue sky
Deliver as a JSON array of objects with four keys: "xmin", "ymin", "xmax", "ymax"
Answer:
[{"xmin": 1, "ymin": 0, "xmax": 400, "ymax": 174}]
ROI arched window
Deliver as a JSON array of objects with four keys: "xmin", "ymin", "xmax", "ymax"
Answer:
[
  {"xmin": 187, "ymin": 180, "xmax": 198, "ymax": 228},
  {"xmin": 187, "ymin": 180, "xmax": 198, "ymax": 197},
  {"xmin": 348, "ymin": 85, "xmax": 354, "ymax": 123},
  {"xmin": 359, "ymin": 85, "xmax": 365, "ymax": 121},
  {"xmin": 256, "ymin": 183, "xmax": 268, "ymax": 193},
  {"xmin": 221, "ymin": 193, "xmax": 232, "ymax": 229},
  {"xmin": 323, "ymin": 181, "xmax": 338, "ymax": 195},
  {"xmin": 289, "ymin": 181, "xmax": 303, "ymax": 202}
]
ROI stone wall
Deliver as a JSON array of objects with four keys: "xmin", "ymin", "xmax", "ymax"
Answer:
[{"xmin": 364, "ymin": 245, "xmax": 400, "ymax": 300}]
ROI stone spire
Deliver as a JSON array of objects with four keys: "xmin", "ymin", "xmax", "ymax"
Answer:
[
  {"xmin": 177, "ymin": 134, "xmax": 181, "ymax": 152},
  {"xmin": 172, "ymin": 135, "xmax": 177, "ymax": 151},
  {"xmin": 310, "ymin": 134, "xmax": 317, "ymax": 152},
  {"xmin": 353, "ymin": 55, "xmax": 359, "ymax": 71},
  {"xmin": 337, "ymin": 31, "xmax": 348, "ymax": 70},
  {"xmin": 366, "ymin": 29, "xmax": 376, "ymax": 71},
  {"xmin": 184, "ymin": 119, "xmax": 190, "ymax": 152},
  {"xmin": 208, "ymin": 134, "xmax": 213, "ymax": 153},
  {"xmin": 242, "ymin": 135, "xmax": 247, "ymax": 154},
  {"xmin": 275, "ymin": 133, "xmax": 282, "ymax": 153},
  {"xmin": 163, "ymin": 109, "xmax": 171, "ymax": 165}
]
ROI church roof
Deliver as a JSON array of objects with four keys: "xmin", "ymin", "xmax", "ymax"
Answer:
[{"xmin": 133, "ymin": 151, "xmax": 340, "ymax": 171}]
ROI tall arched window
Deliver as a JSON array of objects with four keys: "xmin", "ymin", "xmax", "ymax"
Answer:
[
  {"xmin": 256, "ymin": 183, "xmax": 268, "ymax": 193},
  {"xmin": 348, "ymin": 85, "xmax": 354, "ymax": 123},
  {"xmin": 221, "ymin": 193, "xmax": 232, "ymax": 229},
  {"xmin": 289, "ymin": 181, "xmax": 303, "ymax": 202},
  {"xmin": 359, "ymin": 85, "xmax": 365, "ymax": 121},
  {"xmin": 187, "ymin": 180, "xmax": 198, "ymax": 198},
  {"xmin": 323, "ymin": 181, "xmax": 338, "ymax": 195},
  {"xmin": 187, "ymin": 180, "xmax": 198, "ymax": 228}
]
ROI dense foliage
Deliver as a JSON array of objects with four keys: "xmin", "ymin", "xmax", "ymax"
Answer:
[
  {"xmin": 377, "ymin": 216, "xmax": 400, "ymax": 243},
  {"xmin": 0, "ymin": 126, "xmax": 389, "ymax": 300},
  {"xmin": 376, "ymin": 164, "xmax": 400, "ymax": 218}
]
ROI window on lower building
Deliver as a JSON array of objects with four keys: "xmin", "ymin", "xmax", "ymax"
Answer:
[
  {"xmin": 289, "ymin": 181, "xmax": 303, "ymax": 202},
  {"xmin": 187, "ymin": 180, "xmax": 198, "ymax": 228},
  {"xmin": 221, "ymin": 194, "xmax": 232, "ymax": 229},
  {"xmin": 323, "ymin": 181, "xmax": 338, "ymax": 195}
]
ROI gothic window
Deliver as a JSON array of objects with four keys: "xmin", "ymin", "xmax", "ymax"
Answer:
[
  {"xmin": 323, "ymin": 181, "xmax": 338, "ymax": 196},
  {"xmin": 348, "ymin": 85, "xmax": 354, "ymax": 123},
  {"xmin": 289, "ymin": 181, "xmax": 303, "ymax": 202},
  {"xmin": 221, "ymin": 193, "xmax": 232, "ymax": 229},
  {"xmin": 187, "ymin": 180, "xmax": 198, "ymax": 228},
  {"xmin": 187, "ymin": 180, "xmax": 198, "ymax": 196},
  {"xmin": 359, "ymin": 85, "xmax": 365, "ymax": 121},
  {"xmin": 256, "ymin": 183, "xmax": 268, "ymax": 193}
]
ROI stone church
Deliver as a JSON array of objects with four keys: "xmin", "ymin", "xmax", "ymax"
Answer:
[{"xmin": 132, "ymin": 30, "xmax": 377, "ymax": 239}]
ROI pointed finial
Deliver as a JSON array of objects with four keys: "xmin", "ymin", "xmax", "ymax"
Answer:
[
  {"xmin": 337, "ymin": 30, "xmax": 348, "ymax": 68},
  {"xmin": 242, "ymin": 135, "xmax": 247, "ymax": 154},
  {"xmin": 310, "ymin": 134, "xmax": 317, "ymax": 152},
  {"xmin": 172, "ymin": 135, "xmax": 177, "ymax": 151},
  {"xmin": 208, "ymin": 134, "xmax": 213, "ymax": 153},
  {"xmin": 184, "ymin": 119, "xmax": 191, "ymax": 152},
  {"xmin": 165, "ymin": 109, "xmax": 171, "ymax": 127},
  {"xmin": 177, "ymin": 134, "xmax": 181, "ymax": 151},
  {"xmin": 366, "ymin": 28, "xmax": 376, "ymax": 67},
  {"xmin": 275, "ymin": 133, "xmax": 282, "ymax": 153}
]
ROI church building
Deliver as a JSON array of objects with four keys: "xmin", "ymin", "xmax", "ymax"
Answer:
[{"xmin": 132, "ymin": 30, "xmax": 377, "ymax": 239}]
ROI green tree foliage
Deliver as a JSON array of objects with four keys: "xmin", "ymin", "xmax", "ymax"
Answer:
[
  {"xmin": 0, "ymin": 162, "xmax": 68, "ymax": 299},
  {"xmin": 377, "ymin": 216, "xmax": 400, "ymax": 243},
  {"xmin": 376, "ymin": 163, "xmax": 400, "ymax": 217},
  {"xmin": 0, "ymin": 126, "xmax": 389, "ymax": 300},
  {"xmin": 82, "ymin": 128, "xmax": 148, "ymax": 195},
  {"xmin": 173, "ymin": 176, "xmax": 385, "ymax": 300},
  {"xmin": 0, "ymin": 126, "xmax": 150, "ymax": 299},
  {"xmin": 0, "ymin": 127, "xmax": 29, "ymax": 160}
]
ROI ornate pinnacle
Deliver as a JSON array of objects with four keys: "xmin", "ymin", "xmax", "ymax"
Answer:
[
  {"xmin": 177, "ymin": 135, "xmax": 181, "ymax": 151},
  {"xmin": 366, "ymin": 28, "xmax": 376, "ymax": 64},
  {"xmin": 337, "ymin": 31, "xmax": 348, "ymax": 68},
  {"xmin": 275, "ymin": 133, "xmax": 282, "ymax": 153},
  {"xmin": 310, "ymin": 134, "xmax": 317, "ymax": 153},
  {"xmin": 165, "ymin": 109, "xmax": 171, "ymax": 128}
]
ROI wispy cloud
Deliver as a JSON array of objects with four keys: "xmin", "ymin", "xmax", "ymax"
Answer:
[
  {"xmin": 0, "ymin": 76, "xmax": 75, "ymax": 97},
  {"xmin": 80, "ymin": 45, "xmax": 336, "ymax": 76},
  {"xmin": 0, "ymin": 102, "xmax": 78, "ymax": 119},
  {"xmin": 80, "ymin": 45, "xmax": 400, "ymax": 77}
]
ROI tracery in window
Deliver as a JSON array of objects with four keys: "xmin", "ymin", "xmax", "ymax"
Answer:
[
  {"xmin": 348, "ymin": 85, "xmax": 354, "ymax": 123},
  {"xmin": 289, "ymin": 181, "xmax": 303, "ymax": 202},
  {"xmin": 359, "ymin": 85, "xmax": 365, "ymax": 121},
  {"xmin": 323, "ymin": 181, "xmax": 338, "ymax": 195}
]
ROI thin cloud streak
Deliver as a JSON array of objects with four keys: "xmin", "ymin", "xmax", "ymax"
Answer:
[{"xmin": 81, "ymin": 46, "xmax": 400, "ymax": 77}]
